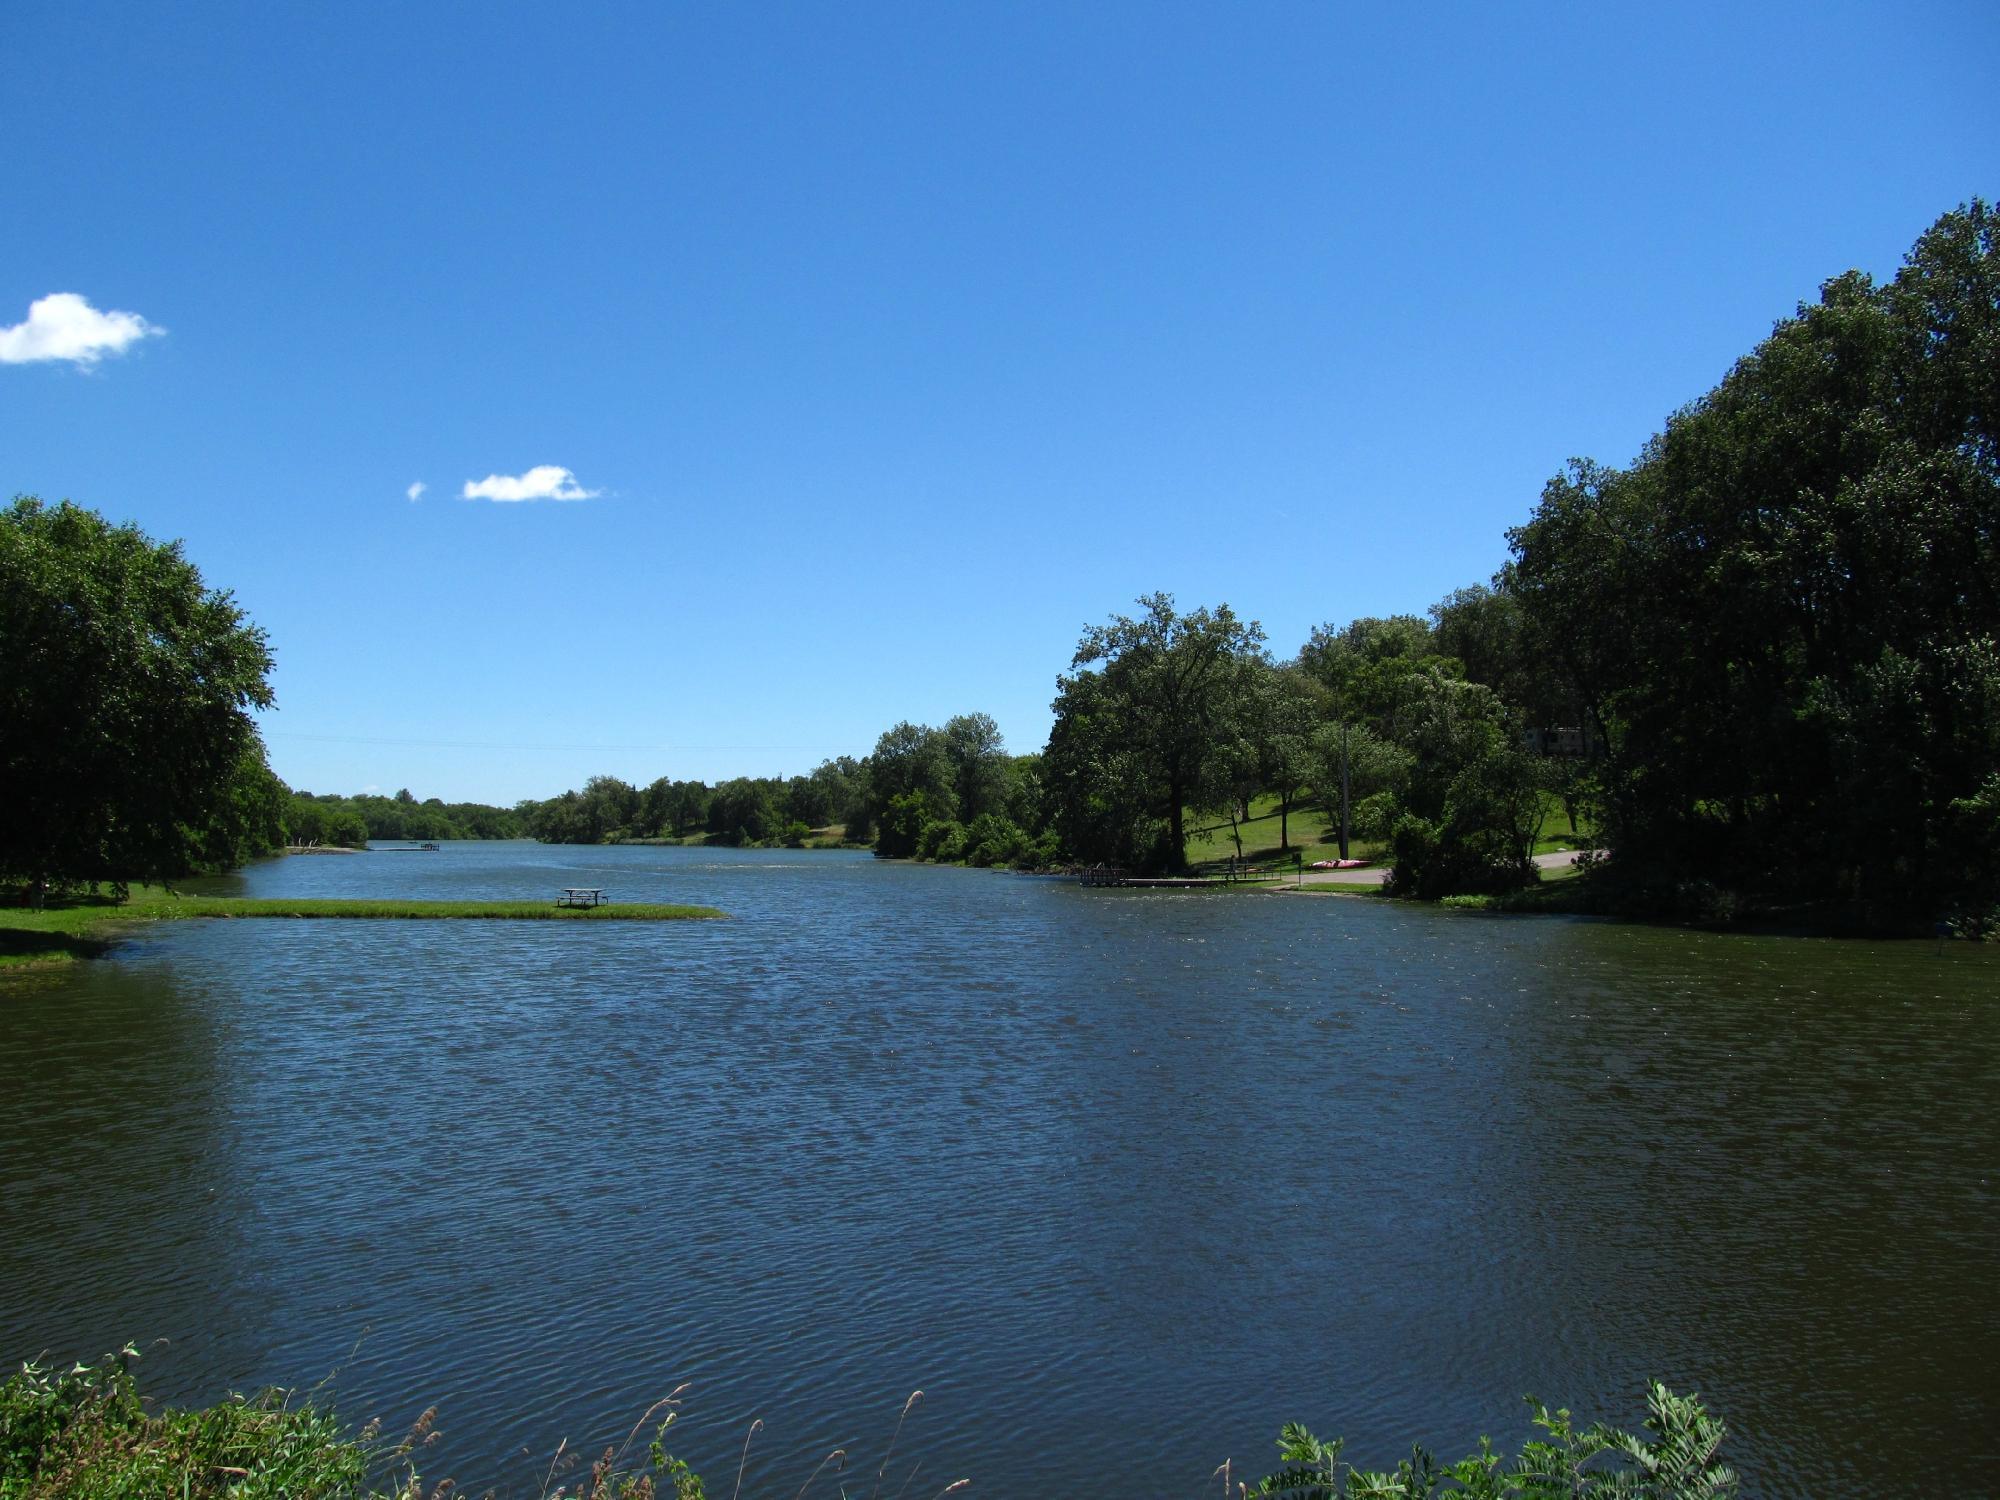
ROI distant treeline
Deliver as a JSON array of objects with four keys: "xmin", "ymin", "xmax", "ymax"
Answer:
[
  {"xmin": 521, "ymin": 203, "xmax": 2000, "ymax": 928},
  {"xmin": 284, "ymin": 789, "xmax": 526, "ymax": 846},
  {"xmin": 523, "ymin": 595, "xmax": 1562, "ymax": 885},
  {"xmin": 512, "ymin": 727, "xmax": 1061, "ymax": 867}
]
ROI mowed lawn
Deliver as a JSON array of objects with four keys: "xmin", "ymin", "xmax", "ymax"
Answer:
[{"xmin": 1180, "ymin": 790, "xmax": 1593, "ymax": 870}]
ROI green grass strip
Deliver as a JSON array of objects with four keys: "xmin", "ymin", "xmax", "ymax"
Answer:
[
  {"xmin": 1, "ymin": 888, "xmax": 725, "ymax": 970},
  {"xmin": 150, "ymin": 898, "xmax": 724, "ymax": 921}
]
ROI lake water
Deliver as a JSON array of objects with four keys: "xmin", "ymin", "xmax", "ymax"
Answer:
[{"xmin": 2, "ymin": 844, "xmax": 1995, "ymax": 1496}]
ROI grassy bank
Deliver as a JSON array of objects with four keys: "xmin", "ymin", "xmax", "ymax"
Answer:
[
  {"xmin": 0, "ymin": 887, "xmax": 726, "ymax": 970},
  {"xmin": 1181, "ymin": 789, "xmax": 1591, "ymax": 868},
  {"xmin": 0, "ymin": 1348, "xmax": 1737, "ymax": 1498}
]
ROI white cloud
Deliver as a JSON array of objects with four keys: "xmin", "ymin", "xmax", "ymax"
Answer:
[
  {"xmin": 406, "ymin": 481, "xmax": 427, "ymax": 502},
  {"xmin": 460, "ymin": 465, "xmax": 601, "ymax": 503},
  {"xmin": 0, "ymin": 292, "xmax": 163, "ymax": 366}
]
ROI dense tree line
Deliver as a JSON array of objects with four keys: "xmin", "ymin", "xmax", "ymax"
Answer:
[
  {"xmin": 518, "ymin": 727, "xmax": 1063, "ymax": 868},
  {"xmin": 1505, "ymin": 200, "xmax": 1999, "ymax": 923},
  {"xmin": 285, "ymin": 788, "xmax": 525, "ymax": 846},
  {"xmin": 1042, "ymin": 593, "xmax": 1550, "ymax": 891}
]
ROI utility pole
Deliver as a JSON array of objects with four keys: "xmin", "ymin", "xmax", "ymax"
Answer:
[{"xmin": 1339, "ymin": 720, "xmax": 1351, "ymax": 861}]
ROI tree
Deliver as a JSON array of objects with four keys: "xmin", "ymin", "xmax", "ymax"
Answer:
[
  {"xmin": 1249, "ymin": 663, "xmax": 1327, "ymax": 851},
  {"xmin": 1383, "ymin": 670, "xmax": 1544, "ymax": 900},
  {"xmin": 865, "ymin": 721, "xmax": 955, "ymax": 856},
  {"xmin": 1308, "ymin": 720, "xmax": 1409, "ymax": 857},
  {"xmin": 1048, "ymin": 594, "xmax": 1268, "ymax": 871},
  {"xmin": 1507, "ymin": 201, "xmax": 2000, "ymax": 920},
  {"xmin": 941, "ymin": 713, "xmax": 1010, "ymax": 826},
  {"xmin": 188, "ymin": 744, "xmax": 290, "ymax": 871},
  {"xmin": 1, "ymin": 498, "xmax": 275, "ymax": 894},
  {"xmin": 707, "ymin": 777, "xmax": 779, "ymax": 845},
  {"xmin": 1297, "ymin": 613, "xmax": 1454, "ymax": 736}
]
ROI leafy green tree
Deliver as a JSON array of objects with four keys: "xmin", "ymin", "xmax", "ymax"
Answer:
[
  {"xmin": 780, "ymin": 774, "xmax": 828, "ymax": 829},
  {"xmin": 807, "ymin": 756, "xmax": 864, "ymax": 831},
  {"xmin": 1507, "ymin": 201, "xmax": 2000, "ymax": 920},
  {"xmin": 1384, "ymin": 670, "xmax": 1544, "ymax": 899},
  {"xmin": 1250, "ymin": 663, "xmax": 1328, "ymax": 851},
  {"xmin": 1196, "ymin": 720, "xmax": 1261, "ymax": 860},
  {"xmin": 941, "ymin": 712, "xmax": 1010, "ymax": 825},
  {"xmin": 1043, "ymin": 663, "xmax": 1165, "ymax": 868},
  {"xmin": 963, "ymin": 812, "xmax": 1029, "ymax": 867},
  {"xmin": 639, "ymin": 776, "xmax": 677, "ymax": 837},
  {"xmin": 526, "ymin": 789, "xmax": 592, "ymax": 844},
  {"xmin": 1429, "ymin": 583, "xmax": 1578, "ymax": 733},
  {"xmin": 707, "ymin": 777, "xmax": 779, "ymax": 845},
  {"xmin": 188, "ymin": 745, "xmax": 290, "ymax": 870},
  {"xmin": 1, "ymin": 498, "xmax": 275, "ymax": 894},
  {"xmin": 1001, "ymin": 753, "xmax": 1048, "ymax": 835},
  {"xmin": 665, "ymin": 780, "xmax": 711, "ymax": 837},
  {"xmin": 865, "ymin": 721, "xmax": 956, "ymax": 855},
  {"xmin": 1048, "ymin": 594, "xmax": 1268, "ymax": 871},
  {"xmin": 1298, "ymin": 613, "xmax": 1443, "ymax": 732},
  {"xmin": 1308, "ymin": 720, "xmax": 1411, "ymax": 856}
]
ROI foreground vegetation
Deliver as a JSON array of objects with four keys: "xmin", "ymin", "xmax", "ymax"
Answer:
[
  {"xmin": 0, "ymin": 889, "xmax": 724, "ymax": 969},
  {"xmin": 0, "ymin": 1349, "xmax": 1737, "ymax": 1499}
]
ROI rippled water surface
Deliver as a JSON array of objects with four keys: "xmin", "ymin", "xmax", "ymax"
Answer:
[{"xmin": 3, "ymin": 844, "xmax": 1996, "ymax": 1496}]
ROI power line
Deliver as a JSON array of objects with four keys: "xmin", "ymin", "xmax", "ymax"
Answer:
[{"xmin": 262, "ymin": 730, "xmax": 828, "ymax": 754}]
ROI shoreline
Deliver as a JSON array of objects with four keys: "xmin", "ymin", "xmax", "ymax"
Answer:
[{"xmin": 1, "ymin": 891, "xmax": 727, "ymax": 971}]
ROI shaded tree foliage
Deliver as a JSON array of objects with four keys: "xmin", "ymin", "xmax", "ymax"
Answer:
[
  {"xmin": 1507, "ymin": 200, "xmax": 2000, "ymax": 920},
  {"xmin": 1047, "ymin": 594, "xmax": 1267, "ymax": 871},
  {"xmin": 1384, "ymin": 671, "xmax": 1544, "ymax": 899},
  {"xmin": 1, "ymin": 498, "xmax": 275, "ymax": 891}
]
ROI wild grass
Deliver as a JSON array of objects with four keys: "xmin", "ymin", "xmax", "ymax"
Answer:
[
  {"xmin": 3, "ymin": 1350, "xmax": 1735, "ymax": 1498},
  {"xmin": 0, "ymin": 1351, "xmax": 970, "ymax": 1500},
  {"xmin": 0, "ymin": 887, "xmax": 725, "ymax": 970}
]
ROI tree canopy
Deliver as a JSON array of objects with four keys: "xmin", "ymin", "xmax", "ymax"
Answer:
[
  {"xmin": 1047, "ymin": 594, "xmax": 1268, "ymax": 871},
  {"xmin": 1, "ymin": 498, "xmax": 275, "ymax": 890},
  {"xmin": 1507, "ymin": 200, "xmax": 2000, "ymax": 920}
]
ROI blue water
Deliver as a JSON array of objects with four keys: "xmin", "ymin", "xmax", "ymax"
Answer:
[{"xmin": 2, "ymin": 844, "xmax": 1995, "ymax": 1496}]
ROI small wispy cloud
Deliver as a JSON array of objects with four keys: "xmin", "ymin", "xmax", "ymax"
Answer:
[
  {"xmin": 0, "ymin": 292, "xmax": 164, "ymax": 366},
  {"xmin": 461, "ymin": 465, "xmax": 601, "ymax": 503},
  {"xmin": 406, "ymin": 481, "xmax": 426, "ymax": 503}
]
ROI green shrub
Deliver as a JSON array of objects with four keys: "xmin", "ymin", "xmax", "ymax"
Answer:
[
  {"xmin": 963, "ymin": 814, "xmax": 1027, "ymax": 867},
  {"xmin": 0, "ymin": 1349, "xmax": 708, "ymax": 1500},
  {"xmin": 915, "ymin": 818, "xmax": 967, "ymax": 863},
  {"xmin": 1249, "ymin": 1381, "xmax": 1735, "ymax": 1498},
  {"xmin": 0, "ymin": 1347, "xmax": 369, "ymax": 1499},
  {"xmin": 1012, "ymin": 830, "xmax": 1063, "ymax": 871}
]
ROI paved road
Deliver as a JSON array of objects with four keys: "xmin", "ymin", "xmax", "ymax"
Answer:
[{"xmin": 1291, "ymin": 849, "xmax": 1600, "ymax": 886}]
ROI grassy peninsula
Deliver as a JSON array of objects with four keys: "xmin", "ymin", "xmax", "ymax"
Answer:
[{"xmin": 0, "ymin": 887, "xmax": 725, "ymax": 970}]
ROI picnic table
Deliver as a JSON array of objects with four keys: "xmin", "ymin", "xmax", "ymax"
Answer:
[{"xmin": 557, "ymin": 887, "xmax": 607, "ymax": 908}]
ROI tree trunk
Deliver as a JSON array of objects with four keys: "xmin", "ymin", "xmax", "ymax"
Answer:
[
  {"xmin": 1279, "ymin": 791, "xmax": 1290, "ymax": 851},
  {"xmin": 1167, "ymin": 784, "xmax": 1186, "ymax": 872}
]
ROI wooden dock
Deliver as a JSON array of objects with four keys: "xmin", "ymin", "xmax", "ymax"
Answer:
[{"xmin": 1079, "ymin": 862, "xmax": 1297, "ymax": 889}]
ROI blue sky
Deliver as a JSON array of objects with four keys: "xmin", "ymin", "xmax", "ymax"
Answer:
[{"xmin": 5, "ymin": 2, "xmax": 1994, "ymax": 804}]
